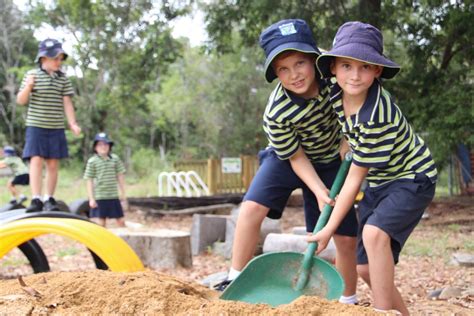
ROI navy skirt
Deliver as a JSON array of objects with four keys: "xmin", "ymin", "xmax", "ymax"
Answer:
[
  {"xmin": 90, "ymin": 199, "xmax": 124, "ymax": 219},
  {"xmin": 23, "ymin": 127, "xmax": 68, "ymax": 159}
]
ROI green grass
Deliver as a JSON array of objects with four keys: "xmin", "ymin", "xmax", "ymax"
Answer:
[
  {"xmin": 56, "ymin": 247, "xmax": 81, "ymax": 258},
  {"xmin": 0, "ymin": 256, "xmax": 28, "ymax": 268},
  {"xmin": 0, "ymin": 160, "xmax": 164, "ymax": 205}
]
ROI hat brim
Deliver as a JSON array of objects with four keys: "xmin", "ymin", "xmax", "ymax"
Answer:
[
  {"xmin": 316, "ymin": 44, "xmax": 400, "ymax": 79},
  {"xmin": 264, "ymin": 42, "xmax": 321, "ymax": 82},
  {"xmin": 35, "ymin": 49, "xmax": 68, "ymax": 63}
]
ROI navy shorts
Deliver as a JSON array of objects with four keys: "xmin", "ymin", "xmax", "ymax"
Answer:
[
  {"xmin": 357, "ymin": 174, "xmax": 436, "ymax": 265},
  {"xmin": 11, "ymin": 174, "xmax": 29, "ymax": 186},
  {"xmin": 244, "ymin": 148, "xmax": 357, "ymax": 235},
  {"xmin": 23, "ymin": 127, "xmax": 68, "ymax": 160},
  {"xmin": 90, "ymin": 199, "xmax": 124, "ymax": 219}
]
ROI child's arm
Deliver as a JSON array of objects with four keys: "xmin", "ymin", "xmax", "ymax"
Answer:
[
  {"xmin": 289, "ymin": 146, "xmax": 333, "ymax": 211},
  {"xmin": 63, "ymin": 96, "xmax": 81, "ymax": 136},
  {"xmin": 86, "ymin": 179, "xmax": 97, "ymax": 208},
  {"xmin": 308, "ymin": 163, "xmax": 368, "ymax": 252},
  {"xmin": 0, "ymin": 161, "xmax": 7, "ymax": 169},
  {"xmin": 339, "ymin": 137, "xmax": 351, "ymax": 160},
  {"xmin": 16, "ymin": 75, "xmax": 35, "ymax": 105},
  {"xmin": 117, "ymin": 173, "xmax": 128, "ymax": 210}
]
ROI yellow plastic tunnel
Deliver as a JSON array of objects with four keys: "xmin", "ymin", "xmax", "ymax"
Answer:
[{"xmin": 0, "ymin": 218, "xmax": 144, "ymax": 272}]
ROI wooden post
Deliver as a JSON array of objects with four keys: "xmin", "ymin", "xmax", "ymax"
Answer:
[
  {"xmin": 241, "ymin": 155, "xmax": 252, "ymax": 191},
  {"xmin": 207, "ymin": 157, "xmax": 218, "ymax": 195}
]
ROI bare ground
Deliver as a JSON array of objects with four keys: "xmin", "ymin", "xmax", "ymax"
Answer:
[{"xmin": 0, "ymin": 195, "xmax": 473, "ymax": 315}]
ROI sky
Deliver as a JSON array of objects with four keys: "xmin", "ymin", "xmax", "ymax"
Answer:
[{"xmin": 14, "ymin": 0, "xmax": 208, "ymax": 47}]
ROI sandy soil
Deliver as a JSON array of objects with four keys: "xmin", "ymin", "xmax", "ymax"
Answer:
[{"xmin": 0, "ymin": 196, "xmax": 473, "ymax": 315}]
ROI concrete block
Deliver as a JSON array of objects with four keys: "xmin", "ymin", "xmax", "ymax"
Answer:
[
  {"xmin": 111, "ymin": 228, "xmax": 192, "ymax": 269},
  {"xmin": 262, "ymin": 233, "xmax": 336, "ymax": 263},
  {"xmin": 292, "ymin": 226, "xmax": 308, "ymax": 235},
  {"xmin": 190, "ymin": 214, "xmax": 228, "ymax": 255}
]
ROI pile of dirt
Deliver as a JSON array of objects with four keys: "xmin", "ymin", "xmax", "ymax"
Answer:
[{"xmin": 0, "ymin": 270, "xmax": 379, "ymax": 315}]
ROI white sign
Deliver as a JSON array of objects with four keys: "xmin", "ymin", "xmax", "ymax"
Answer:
[{"xmin": 221, "ymin": 157, "xmax": 241, "ymax": 173}]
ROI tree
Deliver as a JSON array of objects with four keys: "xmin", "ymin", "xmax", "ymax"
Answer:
[{"xmin": 0, "ymin": 0, "xmax": 37, "ymax": 147}]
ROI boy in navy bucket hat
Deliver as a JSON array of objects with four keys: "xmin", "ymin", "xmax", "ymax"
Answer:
[
  {"xmin": 17, "ymin": 38, "xmax": 81, "ymax": 213},
  {"xmin": 215, "ymin": 19, "xmax": 359, "ymax": 305},
  {"xmin": 310, "ymin": 22, "xmax": 437, "ymax": 314},
  {"xmin": 0, "ymin": 146, "xmax": 29, "ymax": 205}
]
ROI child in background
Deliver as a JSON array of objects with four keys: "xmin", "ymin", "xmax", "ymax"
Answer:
[
  {"xmin": 310, "ymin": 22, "xmax": 437, "ymax": 314},
  {"xmin": 17, "ymin": 38, "xmax": 81, "ymax": 212},
  {"xmin": 0, "ymin": 146, "xmax": 29, "ymax": 205},
  {"xmin": 215, "ymin": 19, "xmax": 359, "ymax": 305},
  {"xmin": 84, "ymin": 133, "xmax": 127, "ymax": 227}
]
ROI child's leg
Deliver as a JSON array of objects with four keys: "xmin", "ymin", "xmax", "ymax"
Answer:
[
  {"xmin": 7, "ymin": 180, "xmax": 18, "ymax": 198},
  {"xmin": 362, "ymin": 224, "xmax": 409, "ymax": 315},
  {"xmin": 91, "ymin": 217, "xmax": 106, "ymax": 227},
  {"xmin": 45, "ymin": 158, "xmax": 59, "ymax": 196},
  {"xmin": 29, "ymin": 156, "xmax": 43, "ymax": 196},
  {"xmin": 116, "ymin": 217, "xmax": 126, "ymax": 227},
  {"xmin": 333, "ymin": 234, "xmax": 358, "ymax": 297},
  {"xmin": 231, "ymin": 200, "xmax": 269, "ymax": 271}
]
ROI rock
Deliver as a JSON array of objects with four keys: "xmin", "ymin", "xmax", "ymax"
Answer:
[
  {"xmin": 451, "ymin": 252, "xmax": 474, "ymax": 267},
  {"xmin": 292, "ymin": 226, "xmax": 308, "ymax": 235},
  {"xmin": 427, "ymin": 288, "xmax": 443, "ymax": 299},
  {"xmin": 438, "ymin": 287, "xmax": 463, "ymax": 300}
]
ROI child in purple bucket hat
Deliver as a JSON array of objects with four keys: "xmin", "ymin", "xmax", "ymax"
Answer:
[{"xmin": 309, "ymin": 21, "xmax": 438, "ymax": 314}]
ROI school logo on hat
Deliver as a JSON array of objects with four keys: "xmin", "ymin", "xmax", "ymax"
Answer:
[
  {"xmin": 35, "ymin": 38, "xmax": 69, "ymax": 63},
  {"xmin": 316, "ymin": 21, "xmax": 401, "ymax": 79},
  {"xmin": 259, "ymin": 19, "xmax": 321, "ymax": 82}
]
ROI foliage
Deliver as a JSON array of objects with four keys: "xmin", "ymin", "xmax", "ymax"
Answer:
[{"xmin": 203, "ymin": 0, "xmax": 474, "ymax": 166}]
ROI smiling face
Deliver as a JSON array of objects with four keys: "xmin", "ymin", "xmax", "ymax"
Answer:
[
  {"xmin": 40, "ymin": 54, "xmax": 65, "ymax": 73},
  {"xmin": 273, "ymin": 51, "xmax": 318, "ymax": 99},
  {"xmin": 331, "ymin": 57, "xmax": 382, "ymax": 103}
]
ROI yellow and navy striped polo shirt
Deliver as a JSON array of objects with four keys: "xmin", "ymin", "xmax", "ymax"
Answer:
[
  {"xmin": 20, "ymin": 68, "xmax": 74, "ymax": 129},
  {"xmin": 331, "ymin": 80, "xmax": 437, "ymax": 187},
  {"xmin": 2, "ymin": 156, "xmax": 29, "ymax": 176},
  {"xmin": 263, "ymin": 79, "xmax": 342, "ymax": 163},
  {"xmin": 83, "ymin": 153, "xmax": 126, "ymax": 200}
]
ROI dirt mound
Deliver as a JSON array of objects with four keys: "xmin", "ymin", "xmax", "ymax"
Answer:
[{"xmin": 0, "ymin": 270, "xmax": 378, "ymax": 315}]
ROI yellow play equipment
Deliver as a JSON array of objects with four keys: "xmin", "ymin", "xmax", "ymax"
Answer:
[{"xmin": 0, "ymin": 218, "xmax": 144, "ymax": 272}]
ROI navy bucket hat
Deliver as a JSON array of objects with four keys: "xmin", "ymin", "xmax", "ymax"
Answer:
[
  {"xmin": 2, "ymin": 146, "xmax": 15, "ymax": 157},
  {"xmin": 259, "ymin": 19, "xmax": 321, "ymax": 82},
  {"xmin": 316, "ymin": 21, "xmax": 400, "ymax": 79},
  {"xmin": 35, "ymin": 38, "xmax": 68, "ymax": 63},
  {"xmin": 93, "ymin": 132, "xmax": 114, "ymax": 152}
]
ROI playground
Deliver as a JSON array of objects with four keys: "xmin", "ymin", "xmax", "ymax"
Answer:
[{"xmin": 0, "ymin": 195, "xmax": 472, "ymax": 314}]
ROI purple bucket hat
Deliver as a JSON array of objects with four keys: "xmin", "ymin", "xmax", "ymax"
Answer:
[
  {"xmin": 316, "ymin": 21, "xmax": 400, "ymax": 79},
  {"xmin": 35, "ymin": 38, "xmax": 68, "ymax": 63}
]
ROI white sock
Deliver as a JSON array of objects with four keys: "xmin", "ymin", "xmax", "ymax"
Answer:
[
  {"xmin": 227, "ymin": 268, "xmax": 241, "ymax": 280},
  {"xmin": 339, "ymin": 294, "xmax": 358, "ymax": 304},
  {"xmin": 19, "ymin": 194, "xmax": 26, "ymax": 199},
  {"xmin": 33, "ymin": 195, "xmax": 41, "ymax": 200},
  {"xmin": 43, "ymin": 195, "xmax": 51, "ymax": 201}
]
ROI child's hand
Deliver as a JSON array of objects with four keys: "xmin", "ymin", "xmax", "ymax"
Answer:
[
  {"xmin": 25, "ymin": 75, "xmax": 35, "ymax": 90},
  {"xmin": 89, "ymin": 199, "xmax": 97, "ymax": 209},
  {"xmin": 120, "ymin": 198, "xmax": 129, "ymax": 211},
  {"xmin": 69, "ymin": 122, "xmax": 82, "ymax": 136},
  {"xmin": 314, "ymin": 187, "xmax": 334, "ymax": 211},
  {"xmin": 307, "ymin": 227, "xmax": 333, "ymax": 254}
]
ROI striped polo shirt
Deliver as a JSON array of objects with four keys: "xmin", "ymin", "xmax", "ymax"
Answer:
[
  {"xmin": 2, "ymin": 156, "xmax": 29, "ymax": 176},
  {"xmin": 20, "ymin": 68, "xmax": 74, "ymax": 129},
  {"xmin": 263, "ymin": 79, "xmax": 342, "ymax": 163},
  {"xmin": 83, "ymin": 153, "xmax": 126, "ymax": 200},
  {"xmin": 331, "ymin": 80, "xmax": 437, "ymax": 187}
]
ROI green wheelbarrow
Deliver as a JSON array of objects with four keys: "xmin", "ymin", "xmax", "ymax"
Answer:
[{"xmin": 220, "ymin": 153, "xmax": 352, "ymax": 306}]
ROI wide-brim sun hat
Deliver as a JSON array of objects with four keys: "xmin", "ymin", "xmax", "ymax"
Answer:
[
  {"xmin": 259, "ymin": 19, "xmax": 321, "ymax": 82},
  {"xmin": 2, "ymin": 146, "xmax": 15, "ymax": 157},
  {"xmin": 93, "ymin": 132, "xmax": 114, "ymax": 151},
  {"xmin": 35, "ymin": 38, "xmax": 68, "ymax": 63},
  {"xmin": 316, "ymin": 21, "xmax": 400, "ymax": 79}
]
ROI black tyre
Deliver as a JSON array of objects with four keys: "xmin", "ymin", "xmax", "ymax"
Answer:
[
  {"xmin": 68, "ymin": 198, "xmax": 90, "ymax": 217},
  {"xmin": 18, "ymin": 240, "xmax": 50, "ymax": 273},
  {"xmin": 56, "ymin": 200, "xmax": 70, "ymax": 212}
]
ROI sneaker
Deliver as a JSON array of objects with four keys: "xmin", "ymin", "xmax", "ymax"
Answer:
[
  {"xmin": 18, "ymin": 195, "xmax": 28, "ymax": 204},
  {"xmin": 9, "ymin": 198, "xmax": 17, "ymax": 205},
  {"xmin": 43, "ymin": 197, "xmax": 60, "ymax": 212},
  {"xmin": 213, "ymin": 279, "xmax": 232, "ymax": 292},
  {"xmin": 26, "ymin": 198, "xmax": 44, "ymax": 213}
]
